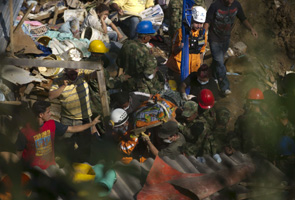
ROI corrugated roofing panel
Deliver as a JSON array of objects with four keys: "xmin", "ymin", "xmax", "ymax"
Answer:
[
  {"xmin": 0, "ymin": 0, "xmax": 24, "ymax": 54},
  {"xmin": 109, "ymin": 152, "xmax": 286, "ymax": 199}
]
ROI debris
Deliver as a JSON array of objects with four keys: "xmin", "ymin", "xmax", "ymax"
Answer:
[
  {"xmin": 63, "ymin": 9, "xmax": 87, "ymax": 24},
  {"xmin": 233, "ymin": 41, "xmax": 247, "ymax": 56},
  {"xmin": 24, "ymin": 83, "xmax": 35, "ymax": 95},
  {"xmin": 1, "ymin": 65, "xmax": 46, "ymax": 85},
  {"xmin": 27, "ymin": 6, "xmax": 67, "ymax": 21},
  {"xmin": 6, "ymin": 28, "xmax": 43, "ymax": 54},
  {"xmin": 140, "ymin": 5, "xmax": 164, "ymax": 26},
  {"xmin": 38, "ymin": 54, "xmax": 64, "ymax": 77}
]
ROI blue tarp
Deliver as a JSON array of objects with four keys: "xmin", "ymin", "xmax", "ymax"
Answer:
[{"xmin": 180, "ymin": 0, "xmax": 195, "ymax": 94}]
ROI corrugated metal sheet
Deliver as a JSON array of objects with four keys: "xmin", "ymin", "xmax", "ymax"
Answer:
[
  {"xmin": 0, "ymin": 0, "xmax": 24, "ymax": 54},
  {"xmin": 109, "ymin": 152, "xmax": 286, "ymax": 199}
]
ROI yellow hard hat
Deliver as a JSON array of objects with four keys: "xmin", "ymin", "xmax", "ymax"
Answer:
[{"xmin": 88, "ymin": 40, "xmax": 109, "ymax": 53}]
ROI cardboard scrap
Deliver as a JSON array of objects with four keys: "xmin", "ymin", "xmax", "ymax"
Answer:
[{"xmin": 6, "ymin": 28, "xmax": 43, "ymax": 54}]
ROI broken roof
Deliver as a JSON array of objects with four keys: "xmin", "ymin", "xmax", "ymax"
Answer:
[{"xmin": 109, "ymin": 152, "xmax": 286, "ymax": 199}]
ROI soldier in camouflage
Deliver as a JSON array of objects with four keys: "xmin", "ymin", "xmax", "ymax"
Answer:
[
  {"xmin": 116, "ymin": 21, "xmax": 164, "ymax": 94},
  {"xmin": 178, "ymin": 101, "xmax": 212, "ymax": 157},
  {"xmin": 234, "ymin": 88, "xmax": 279, "ymax": 161},
  {"xmin": 277, "ymin": 106, "xmax": 295, "ymax": 140},
  {"xmin": 205, "ymin": 107, "xmax": 231, "ymax": 157}
]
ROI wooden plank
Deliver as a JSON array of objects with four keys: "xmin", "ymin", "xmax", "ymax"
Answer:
[
  {"xmin": 9, "ymin": 0, "xmax": 14, "ymax": 56},
  {"xmin": 0, "ymin": 101, "xmax": 22, "ymax": 106},
  {"xmin": 2, "ymin": 57, "xmax": 102, "ymax": 71},
  {"xmin": 52, "ymin": 3, "xmax": 59, "ymax": 25},
  {"xmin": 14, "ymin": 4, "xmax": 34, "ymax": 34},
  {"xmin": 33, "ymin": 7, "xmax": 67, "ymax": 21},
  {"xmin": 96, "ymin": 61, "xmax": 110, "ymax": 117}
]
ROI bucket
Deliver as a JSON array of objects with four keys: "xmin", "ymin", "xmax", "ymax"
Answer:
[
  {"xmin": 72, "ymin": 163, "xmax": 96, "ymax": 183},
  {"xmin": 38, "ymin": 55, "xmax": 64, "ymax": 77},
  {"xmin": 96, "ymin": 169, "xmax": 116, "ymax": 197},
  {"xmin": 37, "ymin": 36, "xmax": 52, "ymax": 47},
  {"xmin": 81, "ymin": 27, "xmax": 109, "ymax": 43}
]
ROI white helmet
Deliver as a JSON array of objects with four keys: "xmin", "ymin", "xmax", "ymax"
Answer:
[
  {"xmin": 110, "ymin": 108, "xmax": 129, "ymax": 127},
  {"xmin": 192, "ymin": 6, "xmax": 207, "ymax": 23}
]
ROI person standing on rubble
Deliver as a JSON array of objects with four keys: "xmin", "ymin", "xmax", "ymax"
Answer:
[
  {"xmin": 166, "ymin": 6, "xmax": 207, "ymax": 88},
  {"xmin": 48, "ymin": 66, "xmax": 99, "ymax": 163},
  {"xmin": 180, "ymin": 64, "xmax": 221, "ymax": 101},
  {"xmin": 116, "ymin": 21, "xmax": 164, "ymax": 94},
  {"xmin": 15, "ymin": 101, "xmax": 100, "ymax": 170},
  {"xmin": 204, "ymin": 0, "xmax": 258, "ymax": 96},
  {"xmin": 110, "ymin": 0, "xmax": 154, "ymax": 39},
  {"xmin": 87, "ymin": 40, "xmax": 130, "ymax": 119},
  {"xmin": 234, "ymin": 88, "xmax": 279, "ymax": 161}
]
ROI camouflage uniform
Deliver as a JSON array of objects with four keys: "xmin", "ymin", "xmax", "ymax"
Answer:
[
  {"xmin": 234, "ymin": 109, "xmax": 279, "ymax": 160},
  {"xmin": 117, "ymin": 39, "xmax": 164, "ymax": 94},
  {"xmin": 202, "ymin": 107, "xmax": 231, "ymax": 155},
  {"xmin": 178, "ymin": 101, "xmax": 213, "ymax": 156},
  {"xmin": 199, "ymin": 108, "xmax": 216, "ymax": 129}
]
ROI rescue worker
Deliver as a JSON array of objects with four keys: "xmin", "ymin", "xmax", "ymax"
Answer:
[
  {"xmin": 166, "ymin": 6, "xmax": 207, "ymax": 88},
  {"xmin": 178, "ymin": 101, "xmax": 211, "ymax": 157},
  {"xmin": 116, "ymin": 21, "xmax": 164, "ymax": 94},
  {"xmin": 141, "ymin": 121, "xmax": 186, "ymax": 159},
  {"xmin": 181, "ymin": 64, "xmax": 221, "ymax": 101},
  {"xmin": 167, "ymin": 0, "xmax": 206, "ymax": 40},
  {"xmin": 234, "ymin": 88, "xmax": 279, "ymax": 161},
  {"xmin": 202, "ymin": 107, "xmax": 231, "ymax": 162},
  {"xmin": 197, "ymin": 89, "xmax": 216, "ymax": 128},
  {"xmin": 87, "ymin": 40, "xmax": 130, "ymax": 118},
  {"xmin": 109, "ymin": 108, "xmax": 146, "ymax": 164}
]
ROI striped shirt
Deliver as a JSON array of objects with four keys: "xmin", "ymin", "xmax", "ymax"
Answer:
[{"xmin": 50, "ymin": 70, "xmax": 93, "ymax": 120}]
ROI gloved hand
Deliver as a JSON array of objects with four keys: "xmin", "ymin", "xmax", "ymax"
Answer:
[
  {"xmin": 182, "ymin": 93, "xmax": 188, "ymax": 101},
  {"xmin": 213, "ymin": 154, "xmax": 222, "ymax": 163},
  {"xmin": 141, "ymin": 132, "xmax": 150, "ymax": 142},
  {"xmin": 196, "ymin": 157, "xmax": 206, "ymax": 163}
]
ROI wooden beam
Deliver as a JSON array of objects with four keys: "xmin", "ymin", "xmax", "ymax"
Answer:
[
  {"xmin": 96, "ymin": 61, "xmax": 110, "ymax": 117},
  {"xmin": 52, "ymin": 3, "xmax": 59, "ymax": 25},
  {"xmin": 2, "ymin": 57, "xmax": 102, "ymax": 71},
  {"xmin": 9, "ymin": 0, "xmax": 14, "ymax": 56},
  {"xmin": 14, "ymin": 4, "xmax": 34, "ymax": 34},
  {"xmin": 35, "ymin": 7, "xmax": 67, "ymax": 21},
  {"xmin": 0, "ymin": 101, "xmax": 22, "ymax": 106}
]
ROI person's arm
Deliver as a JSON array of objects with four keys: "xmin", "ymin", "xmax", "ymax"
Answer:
[
  {"xmin": 242, "ymin": 19, "xmax": 258, "ymax": 38},
  {"xmin": 203, "ymin": 23, "xmax": 210, "ymax": 32},
  {"xmin": 110, "ymin": 3, "xmax": 124, "ymax": 15},
  {"xmin": 173, "ymin": 43, "xmax": 184, "ymax": 55},
  {"xmin": 15, "ymin": 131, "xmax": 26, "ymax": 158},
  {"xmin": 172, "ymin": 29, "xmax": 183, "ymax": 55},
  {"xmin": 180, "ymin": 82, "xmax": 187, "ymax": 94},
  {"xmin": 146, "ymin": 140, "xmax": 159, "ymax": 156},
  {"xmin": 100, "ymin": 16, "xmax": 108, "ymax": 34},
  {"xmin": 110, "ymin": 22, "xmax": 123, "ymax": 41},
  {"xmin": 141, "ymin": 132, "xmax": 159, "ymax": 156},
  {"xmin": 200, "ymin": 54, "xmax": 204, "ymax": 65},
  {"xmin": 49, "ymin": 80, "xmax": 69, "ymax": 100},
  {"xmin": 67, "ymin": 116, "xmax": 101, "ymax": 133}
]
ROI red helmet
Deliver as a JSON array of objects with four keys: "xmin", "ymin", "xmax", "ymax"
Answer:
[
  {"xmin": 198, "ymin": 89, "xmax": 215, "ymax": 109},
  {"xmin": 247, "ymin": 88, "xmax": 264, "ymax": 100}
]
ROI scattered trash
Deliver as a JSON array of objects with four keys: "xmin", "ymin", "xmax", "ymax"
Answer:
[
  {"xmin": 38, "ymin": 55, "xmax": 64, "ymax": 77},
  {"xmin": 233, "ymin": 41, "xmax": 247, "ymax": 56},
  {"xmin": 1, "ymin": 65, "xmax": 46, "ymax": 85},
  {"xmin": 226, "ymin": 72, "xmax": 240, "ymax": 76}
]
